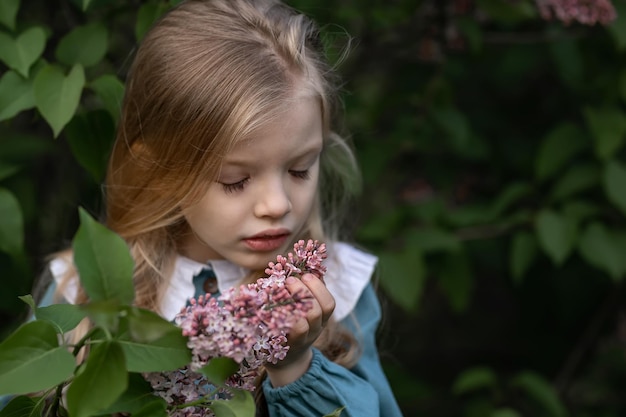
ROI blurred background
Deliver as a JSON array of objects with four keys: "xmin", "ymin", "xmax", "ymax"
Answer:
[{"xmin": 2, "ymin": 0, "xmax": 626, "ymax": 416}]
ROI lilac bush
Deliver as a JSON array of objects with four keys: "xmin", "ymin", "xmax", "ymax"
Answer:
[
  {"xmin": 144, "ymin": 239, "xmax": 327, "ymax": 416},
  {"xmin": 535, "ymin": 0, "xmax": 617, "ymax": 25}
]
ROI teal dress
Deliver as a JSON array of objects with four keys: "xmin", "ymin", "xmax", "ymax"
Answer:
[{"xmin": 13, "ymin": 243, "xmax": 405, "ymax": 417}]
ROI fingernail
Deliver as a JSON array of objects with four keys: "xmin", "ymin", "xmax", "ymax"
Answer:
[{"xmin": 286, "ymin": 276, "xmax": 297, "ymax": 284}]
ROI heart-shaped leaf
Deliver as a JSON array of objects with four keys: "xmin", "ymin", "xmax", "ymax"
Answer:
[
  {"xmin": 535, "ymin": 209, "xmax": 577, "ymax": 266},
  {"xmin": 0, "ymin": 0, "xmax": 20, "ymax": 31},
  {"xmin": 0, "ymin": 26, "xmax": 46, "ymax": 78},
  {"xmin": 65, "ymin": 110, "xmax": 115, "ymax": 182},
  {"xmin": 56, "ymin": 22, "xmax": 108, "ymax": 68},
  {"xmin": 603, "ymin": 159, "xmax": 626, "ymax": 217},
  {"xmin": 89, "ymin": 74, "xmax": 125, "ymax": 123},
  {"xmin": 34, "ymin": 64, "xmax": 85, "ymax": 137},
  {"xmin": 0, "ymin": 187, "xmax": 23, "ymax": 256},
  {"xmin": 0, "ymin": 70, "xmax": 35, "ymax": 121}
]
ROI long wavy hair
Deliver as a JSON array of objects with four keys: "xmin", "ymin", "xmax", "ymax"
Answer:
[{"xmin": 55, "ymin": 0, "xmax": 361, "ymax": 412}]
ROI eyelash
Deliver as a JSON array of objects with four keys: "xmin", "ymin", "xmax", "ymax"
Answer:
[
  {"xmin": 221, "ymin": 178, "xmax": 249, "ymax": 193},
  {"xmin": 290, "ymin": 169, "xmax": 310, "ymax": 180},
  {"xmin": 219, "ymin": 170, "xmax": 310, "ymax": 193}
]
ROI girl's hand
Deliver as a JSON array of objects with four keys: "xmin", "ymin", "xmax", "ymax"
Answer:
[{"xmin": 264, "ymin": 272, "xmax": 335, "ymax": 387}]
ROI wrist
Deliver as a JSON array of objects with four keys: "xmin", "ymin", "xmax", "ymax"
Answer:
[{"xmin": 265, "ymin": 348, "xmax": 313, "ymax": 387}]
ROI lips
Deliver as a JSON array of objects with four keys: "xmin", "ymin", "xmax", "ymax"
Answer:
[{"xmin": 243, "ymin": 229, "xmax": 290, "ymax": 252}]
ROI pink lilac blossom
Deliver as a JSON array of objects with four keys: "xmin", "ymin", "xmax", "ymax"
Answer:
[
  {"xmin": 144, "ymin": 239, "xmax": 327, "ymax": 416},
  {"xmin": 535, "ymin": 0, "xmax": 617, "ymax": 26}
]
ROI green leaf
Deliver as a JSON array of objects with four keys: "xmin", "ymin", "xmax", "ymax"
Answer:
[
  {"xmin": 324, "ymin": 407, "xmax": 346, "ymax": 417},
  {"xmin": 0, "ymin": 26, "xmax": 46, "ymax": 78},
  {"xmin": 199, "ymin": 357, "xmax": 240, "ymax": 386},
  {"xmin": 136, "ymin": 1, "xmax": 171, "ymax": 41},
  {"xmin": 620, "ymin": 68, "xmax": 626, "ymax": 104},
  {"xmin": 491, "ymin": 408, "xmax": 522, "ymax": 417},
  {"xmin": 0, "ymin": 187, "xmax": 23, "ymax": 256},
  {"xmin": 95, "ymin": 373, "xmax": 166, "ymax": 415},
  {"xmin": 357, "ymin": 209, "xmax": 404, "ymax": 241},
  {"xmin": 510, "ymin": 230, "xmax": 538, "ymax": 284},
  {"xmin": 535, "ymin": 209, "xmax": 577, "ymax": 266},
  {"xmin": 452, "ymin": 366, "xmax": 497, "ymax": 394},
  {"xmin": 0, "ymin": 70, "xmax": 35, "ymax": 121},
  {"xmin": 406, "ymin": 227, "xmax": 461, "ymax": 253},
  {"xmin": 72, "ymin": 207, "xmax": 134, "ymax": 304},
  {"xmin": 126, "ymin": 306, "xmax": 181, "ymax": 343},
  {"xmin": 0, "ymin": 0, "xmax": 20, "ymax": 31},
  {"xmin": 33, "ymin": 64, "xmax": 85, "ymax": 138},
  {"xmin": 36, "ymin": 303, "xmax": 88, "ymax": 333},
  {"xmin": 0, "ymin": 163, "xmax": 20, "ymax": 181},
  {"xmin": 578, "ymin": 222, "xmax": 626, "ymax": 281},
  {"xmin": 81, "ymin": 300, "xmax": 124, "ymax": 332},
  {"xmin": 0, "ymin": 395, "xmax": 45, "ymax": 417},
  {"xmin": 455, "ymin": 17, "xmax": 482, "ymax": 53},
  {"xmin": 118, "ymin": 328, "xmax": 191, "ymax": 372},
  {"xmin": 549, "ymin": 37, "xmax": 583, "ymax": 88},
  {"xmin": 66, "ymin": 341, "xmax": 128, "ymax": 417},
  {"xmin": 476, "ymin": 0, "xmax": 536, "ymax": 24},
  {"xmin": 603, "ymin": 159, "xmax": 626, "ymax": 217},
  {"xmin": 0, "ymin": 133, "xmax": 52, "ymax": 163},
  {"xmin": 430, "ymin": 107, "xmax": 470, "ymax": 152},
  {"xmin": 89, "ymin": 74, "xmax": 125, "ymax": 123},
  {"xmin": 437, "ymin": 251, "xmax": 473, "ymax": 313},
  {"xmin": 378, "ymin": 245, "xmax": 426, "ymax": 312},
  {"xmin": 608, "ymin": 0, "xmax": 626, "ymax": 50},
  {"xmin": 0, "ymin": 321, "xmax": 75, "ymax": 395},
  {"xmin": 510, "ymin": 371, "xmax": 566, "ymax": 417},
  {"xmin": 20, "ymin": 292, "xmax": 86, "ymax": 333},
  {"xmin": 534, "ymin": 123, "xmax": 587, "ymax": 181},
  {"xmin": 130, "ymin": 399, "xmax": 168, "ymax": 417},
  {"xmin": 56, "ymin": 22, "xmax": 108, "ymax": 67},
  {"xmin": 549, "ymin": 163, "xmax": 600, "ymax": 202},
  {"xmin": 583, "ymin": 106, "xmax": 626, "ymax": 160},
  {"xmin": 488, "ymin": 182, "xmax": 532, "ymax": 218},
  {"xmin": 560, "ymin": 200, "xmax": 600, "ymax": 224},
  {"xmin": 65, "ymin": 110, "xmax": 115, "ymax": 182},
  {"xmin": 209, "ymin": 388, "xmax": 255, "ymax": 417}
]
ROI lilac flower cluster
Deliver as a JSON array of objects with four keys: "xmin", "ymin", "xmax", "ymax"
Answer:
[
  {"xmin": 144, "ymin": 239, "xmax": 327, "ymax": 416},
  {"xmin": 535, "ymin": 0, "xmax": 617, "ymax": 26}
]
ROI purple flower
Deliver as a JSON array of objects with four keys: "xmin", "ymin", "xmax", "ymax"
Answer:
[
  {"xmin": 535, "ymin": 0, "xmax": 617, "ymax": 26},
  {"xmin": 146, "ymin": 239, "xmax": 328, "ymax": 415}
]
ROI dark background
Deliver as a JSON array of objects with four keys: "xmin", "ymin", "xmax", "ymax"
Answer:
[{"xmin": 2, "ymin": 0, "xmax": 626, "ymax": 415}]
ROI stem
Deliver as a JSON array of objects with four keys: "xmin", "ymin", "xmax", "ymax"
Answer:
[
  {"xmin": 71, "ymin": 326, "xmax": 101, "ymax": 357},
  {"xmin": 48, "ymin": 326, "xmax": 103, "ymax": 416},
  {"xmin": 174, "ymin": 386, "xmax": 221, "ymax": 410},
  {"xmin": 555, "ymin": 283, "xmax": 624, "ymax": 396}
]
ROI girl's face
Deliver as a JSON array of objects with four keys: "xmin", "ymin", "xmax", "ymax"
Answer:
[{"xmin": 180, "ymin": 95, "xmax": 323, "ymax": 271}]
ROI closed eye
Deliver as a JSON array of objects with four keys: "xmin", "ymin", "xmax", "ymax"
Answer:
[
  {"xmin": 290, "ymin": 170, "xmax": 310, "ymax": 180},
  {"xmin": 220, "ymin": 178, "xmax": 249, "ymax": 193}
]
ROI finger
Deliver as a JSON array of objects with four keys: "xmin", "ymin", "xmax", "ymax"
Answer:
[{"xmin": 301, "ymin": 273, "xmax": 335, "ymax": 324}]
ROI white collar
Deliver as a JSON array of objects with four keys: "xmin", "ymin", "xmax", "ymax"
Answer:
[
  {"xmin": 162, "ymin": 243, "xmax": 377, "ymax": 322},
  {"xmin": 50, "ymin": 243, "xmax": 377, "ymax": 324}
]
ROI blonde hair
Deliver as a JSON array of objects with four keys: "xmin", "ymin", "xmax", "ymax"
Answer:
[{"xmin": 56, "ymin": 0, "xmax": 362, "ymax": 399}]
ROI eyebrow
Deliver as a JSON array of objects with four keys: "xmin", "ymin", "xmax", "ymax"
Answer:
[{"xmin": 223, "ymin": 140, "xmax": 323, "ymax": 167}]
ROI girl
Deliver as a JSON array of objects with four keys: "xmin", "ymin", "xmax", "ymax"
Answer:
[{"xmin": 46, "ymin": 0, "xmax": 404, "ymax": 415}]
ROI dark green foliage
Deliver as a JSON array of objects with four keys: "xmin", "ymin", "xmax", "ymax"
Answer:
[{"xmin": 2, "ymin": 0, "xmax": 626, "ymax": 415}]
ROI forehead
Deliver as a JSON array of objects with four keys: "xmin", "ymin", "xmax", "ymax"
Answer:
[{"xmin": 224, "ymin": 94, "xmax": 324, "ymax": 162}]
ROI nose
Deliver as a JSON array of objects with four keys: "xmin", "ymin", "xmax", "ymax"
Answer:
[{"xmin": 253, "ymin": 177, "xmax": 292, "ymax": 219}]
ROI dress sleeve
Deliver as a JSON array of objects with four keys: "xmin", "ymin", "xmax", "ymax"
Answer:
[{"xmin": 262, "ymin": 284, "xmax": 404, "ymax": 417}]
